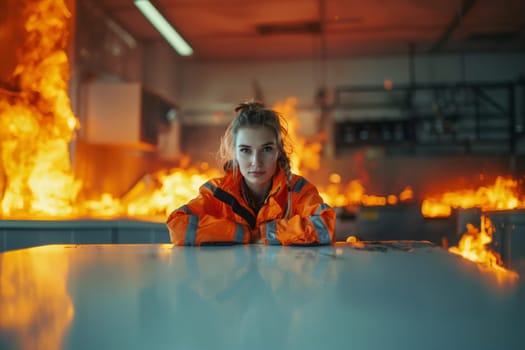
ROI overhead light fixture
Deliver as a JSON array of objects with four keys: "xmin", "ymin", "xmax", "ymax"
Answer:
[{"xmin": 134, "ymin": 0, "xmax": 193, "ymax": 56}]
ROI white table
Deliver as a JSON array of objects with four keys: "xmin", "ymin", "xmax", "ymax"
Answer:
[{"xmin": 1, "ymin": 242, "xmax": 524, "ymax": 350}]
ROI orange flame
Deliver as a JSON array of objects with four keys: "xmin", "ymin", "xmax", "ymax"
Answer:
[
  {"xmin": 422, "ymin": 176, "xmax": 524, "ymax": 218},
  {"xmin": 319, "ymin": 178, "xmax": 414, "ymax": 208},
  {"xmin": 421, "ymin": 200, "xmax": 452, "ymax": 218},
  {"xmin": 124, "ymin": 161, "xmax": 222, "ymax": 219},
  {"xmin": 399, "ymin": 186, "xmax": 414, "ymax": 202},
  {"xmin": 272, "ymin": 97, "xmax": 321, "ymax": 176},
  {"xmin": 449, "ymin": 216, "xmax": 519, "ymax": 284},
  {"xmin": 0, "ymin": 0, "xmax": 80, "ymax": 218}
]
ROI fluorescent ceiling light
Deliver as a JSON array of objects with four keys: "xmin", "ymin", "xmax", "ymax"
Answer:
[{"xmin": 134, "ymin": 0, "xmax": 193, "ymax": 56}]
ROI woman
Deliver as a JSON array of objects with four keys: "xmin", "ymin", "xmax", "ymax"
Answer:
[{"xmin": 167, "ymin": 101, "xmax": 335, "ymax": 245}]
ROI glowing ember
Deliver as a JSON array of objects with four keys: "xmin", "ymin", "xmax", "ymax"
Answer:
[
  {"xmin": 0, "ymin": 0, "xmax": 80, "ymax": 218},
  {"xmin": 399, "ymin": 186, "xmax": 414, "ymax": 202},
  {"xmin": 329, "ymin": 173, "xmax": 341, "ymax": 184},
  {"xmin": 387, "ymin": 195, "xmax": 397, "ymax": 205},
  {"xmin": 421, "ymin": 176, "xmax": 525, "ymax": 218},
  {"xmin": 449, "ymin": 216, "xmax": 519, "ymax": 283}
]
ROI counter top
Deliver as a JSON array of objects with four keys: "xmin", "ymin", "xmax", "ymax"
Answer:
[{"xmin": 1, "ymin": 242, "xmax": 523, "ymax": 350}]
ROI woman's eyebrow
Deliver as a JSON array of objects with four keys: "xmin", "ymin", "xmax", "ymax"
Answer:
[{"xmin": 237, "ymin": 142, "xmax": 275, "ymax": 148}]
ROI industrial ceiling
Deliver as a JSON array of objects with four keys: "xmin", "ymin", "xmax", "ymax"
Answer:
[{"xmin": 93, "ymin": 0, "xmax": 525, "ymax": 61}]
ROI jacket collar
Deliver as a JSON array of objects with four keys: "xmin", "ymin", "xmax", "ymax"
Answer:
[{"xmin": 222, "ymin": 165, "xmax": 288, "ymax": 197}]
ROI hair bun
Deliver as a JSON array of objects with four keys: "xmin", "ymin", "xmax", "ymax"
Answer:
[{"xmin": 234, "ymin": 101, "xmax": 265, "ymax": 113}]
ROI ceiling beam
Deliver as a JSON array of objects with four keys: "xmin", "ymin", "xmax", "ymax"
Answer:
[{"xmin": 429, "ymin": 0, "xmax": 477, "ymax": 53}]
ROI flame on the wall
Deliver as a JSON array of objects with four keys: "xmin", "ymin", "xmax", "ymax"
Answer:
[
  {"xmin": 0, "ymin": 0, "xmax": 80, "ymax": 218},
  {"xmin": 449, "ymin": 216, "xmax": 519, "ymax": 284},
  {"xmin": 421, "ymin": 176, "xmax": 524, "ymax": 218},
  {"xmin": 272, "ymin": 97, "xmax": 321, "ymax": 176}
]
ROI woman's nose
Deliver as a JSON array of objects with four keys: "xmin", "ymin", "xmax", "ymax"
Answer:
[{"xmin": 251, "ymin": 151, "xmax": 262, "ymax": 165}]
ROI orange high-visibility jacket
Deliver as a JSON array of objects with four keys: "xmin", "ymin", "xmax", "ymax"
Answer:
[{"xmin": 167, "ymin": 167, "xmax": 336, "ymax": 246}]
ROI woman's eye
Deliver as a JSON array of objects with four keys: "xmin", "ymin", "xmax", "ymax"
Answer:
[
  {"xmin": 263, "ymin": 146, "xmax": 274, "ymax": 152},
  {"xmin": 240, "ymin": 148, "xmax": 251, "ymax": 154}
]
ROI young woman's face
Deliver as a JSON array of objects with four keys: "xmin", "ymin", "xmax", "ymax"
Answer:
[{"xmin": 235, "ymin": 126, "xmax": 279, "ymax": 195}]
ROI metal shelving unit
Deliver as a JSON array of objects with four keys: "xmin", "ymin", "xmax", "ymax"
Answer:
[{"xmin": 332, "ymin": 81, "xmax": 524, "ymax": 155}]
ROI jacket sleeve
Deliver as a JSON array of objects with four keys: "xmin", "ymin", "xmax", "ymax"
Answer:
[
  {"xmin": 260, "ymin": 180, "xmax": 336, "ymax": 246},
  {"xmin": 166, "ymin": 183, "xmax": 251, "ymax": 246}
]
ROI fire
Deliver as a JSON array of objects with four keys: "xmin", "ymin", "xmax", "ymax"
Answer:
[
  {"xmin": 0, "ymin": 0, "xmax": 80, "ymax": 218},
  {"xmin": 449, "ymin": 216, "xmax": 519, "ymax": 283},
  {"xmin": 421, "ymin": 200, "xmax": 452, "ymax": 218},
  {"xmin": 272, "ymin": 97, "xmax": 321, "ymax": 176},
  {"xmin": 421, "ymin": 176, "xmax": 524, "ymax": 218},
  {"xmin": 421, "ymin": 177, "xmax": 522, "ymax": 280},
  {"xmin": 82, "ymin": 193, "xmax": 125, "ymax": 218},
  {"xmin": 319, "ymin": 178, "xmax": 414, "ymax": 208},
  {"xmin": 124, "ymin": 160, "xmax": 222, "ymax": 218},
  {"xmin": 399, "ymin": 186, "xmax": 414, "ymax": 202}
]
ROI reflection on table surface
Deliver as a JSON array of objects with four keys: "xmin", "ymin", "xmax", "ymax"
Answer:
[{"xmin": 1, "ymin": 243, "xmax": 524, "ymax": 350}]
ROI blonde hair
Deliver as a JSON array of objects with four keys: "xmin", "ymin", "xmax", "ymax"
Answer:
[{"xmin": 218, "ymin": 101, "xmax": 294, "ymax": 216}]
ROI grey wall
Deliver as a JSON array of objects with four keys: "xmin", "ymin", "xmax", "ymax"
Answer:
[
  {"xmin": 142, "ymin": 41, "xmax": 182, "ymax": 106},
  {"xmin": 177, "ymin": 52, "xmax": 525, "ymax": 121}
]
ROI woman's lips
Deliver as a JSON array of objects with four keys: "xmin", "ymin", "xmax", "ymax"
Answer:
[{"xmin": 248, "ymin": 171, "xmax": 265, "ymax": 177}]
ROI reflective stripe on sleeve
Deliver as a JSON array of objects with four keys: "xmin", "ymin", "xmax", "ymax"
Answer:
[
  {"xmin": 265, "ymin": 221, "xmax": 280, "ymax": 245},
  {"xmin": 292, "ymin": 177, "xmax": 307, "ymax": 193},
  {"xmin": 203, "ymin": 182, "xmax": 214, "ymax": 192},
  {"xmin": 314, "ymin": 202, "xmax": 331, "ymax": 215},
  {"xmin": 234, "ymin": 223, "xmax": 245, "ymax": 243},
  {"xmin": 310, "ymin": 215, "xmax": 331, "ymax": 244},
  {"xmin": 184, "ymin": 215, "xmax": 199, "ymax": 245},
  {"xmin": 177, "ymin": 205, "xmax": 193, "ymax": 214}
]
